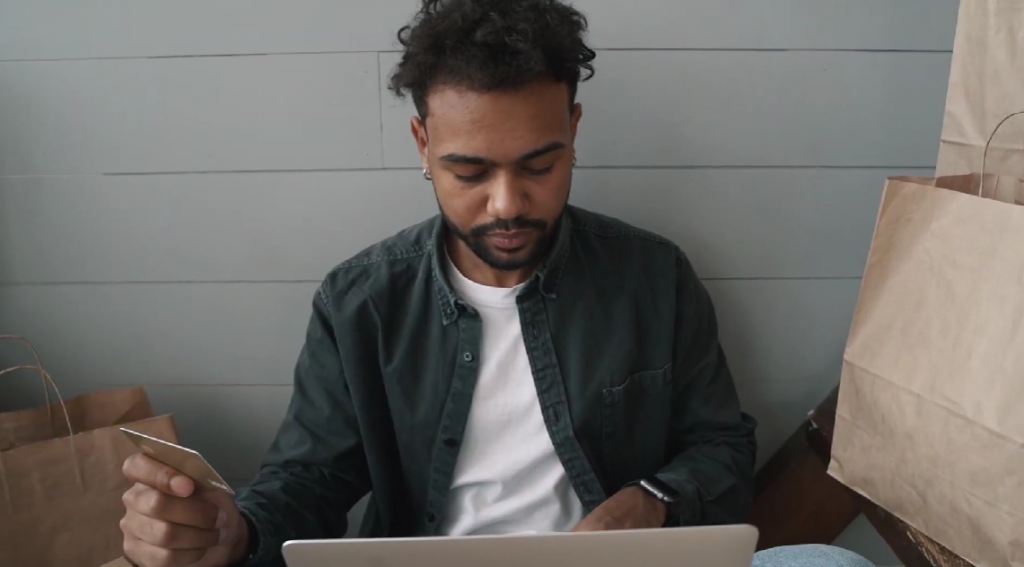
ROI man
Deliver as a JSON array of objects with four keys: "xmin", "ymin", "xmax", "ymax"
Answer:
[{"xmin": 119, "ymin": 1, "xmax": 876, "ymax": 566}]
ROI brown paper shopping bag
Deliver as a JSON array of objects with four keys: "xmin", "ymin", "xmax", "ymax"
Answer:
[
  {"xmin": 937, "ymin": 0, "xmax": 1024, "ymax": 177},
  {"xmin": 0, "ymin": 335, "xmax": 180, "ymax": 567},
  {"xmin": 829, "ymin": 116, "xmax": 1024, "ymax": 567}
]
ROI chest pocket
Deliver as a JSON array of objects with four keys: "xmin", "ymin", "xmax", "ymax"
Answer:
[{"xmin": 601, "ymin": 364, "xmax": 673, "ymax": 489}]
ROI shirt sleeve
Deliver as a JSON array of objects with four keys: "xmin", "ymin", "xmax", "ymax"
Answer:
[
  {"xmin": 233, "ymin": 284, "xmax": 372, "ymax": 566},
  {"xmin": 654, "ymin": 250, "xmax": 758, "ymax": 526}
]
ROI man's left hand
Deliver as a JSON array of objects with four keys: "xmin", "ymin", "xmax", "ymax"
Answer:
[{"xmin": 571, "ymin": 486, "xmax": 668, "ymax": 532}]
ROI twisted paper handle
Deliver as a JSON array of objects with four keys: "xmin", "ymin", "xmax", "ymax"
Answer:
[
  {"xmin": 0, "ymin": 335, "xmax": 82, "ymax": 488},
  {"xmin": 0, "ymin": 335, "xmax": 51, "ymax": 412},
  {"xmin": 978, "ymin": 110, "xmax": 1024, "ymax": 196}
]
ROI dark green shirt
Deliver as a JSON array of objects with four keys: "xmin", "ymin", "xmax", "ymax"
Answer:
[{"xmin": 236, "ymin": 206, "xmax": 757, "ymax": 566}]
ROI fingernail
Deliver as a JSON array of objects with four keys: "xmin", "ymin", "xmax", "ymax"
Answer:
[
  {"xmin": 216, "ymin": 509, "xmax": 227, "ymax": 529},
  {"xmin": 169, "ymin": 475, "xmax": 191, "ymax": 496}
]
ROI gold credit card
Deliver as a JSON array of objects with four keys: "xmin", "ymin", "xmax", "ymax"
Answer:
[{"xmin": 120, "ymin": 428, "xmax": 234, "ymax": 495}]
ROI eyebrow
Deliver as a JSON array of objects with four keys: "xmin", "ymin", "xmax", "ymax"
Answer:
[{"xmin": 439, "ymin": 141, "xmax": 566, "ymax": 166}]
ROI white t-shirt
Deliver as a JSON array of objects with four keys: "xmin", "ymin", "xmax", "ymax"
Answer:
[{"xmin": 438, "ymin": 258, "xmax": 584, "ymax": 536}]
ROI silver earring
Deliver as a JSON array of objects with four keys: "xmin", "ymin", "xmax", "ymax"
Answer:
[
  {"xmin": 572, "ymin": 155, "xmax": 577, "ymax": 167},
  {"xmin": 423, "ymin": 168, "xmax": 432, "ymax": 181}
]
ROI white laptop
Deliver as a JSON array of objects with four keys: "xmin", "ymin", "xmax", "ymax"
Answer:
[{"xmin": 282, "ymin": 524, "xmax": 759, "ymax": 567}]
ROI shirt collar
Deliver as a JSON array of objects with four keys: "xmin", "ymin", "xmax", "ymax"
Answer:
[{"xmin": 431, "ymin": 210, "xmax": 572, "ymax": 325}]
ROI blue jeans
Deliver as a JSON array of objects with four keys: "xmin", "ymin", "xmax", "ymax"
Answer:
[{"xmin": 753, "ymin": 545, "xmax": 877, "ymax": 567}]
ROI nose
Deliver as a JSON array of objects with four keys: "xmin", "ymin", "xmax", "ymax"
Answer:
[{"xmin": 486, "ymin": 171, "xmax": 529, "ymax": 220}]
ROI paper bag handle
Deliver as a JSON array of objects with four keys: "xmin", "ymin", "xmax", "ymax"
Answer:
[
  {"xmin": 0, "ymin": 335, "xmax": 83, "ymax": 488},
  {"xmin": 0, "ymin": 365, "xmax": 75, "ymax": 440},
  {"xmin": 979, "ymin": 110, "xmax": 1024, "ymax": 196},
  {"xmin": 0, "ymin": 334, "xmax": 53, "ymax": 411}
]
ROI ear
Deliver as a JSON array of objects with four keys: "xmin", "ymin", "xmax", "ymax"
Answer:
[
  {"xmin": 410, "ymin": 116, "xmax": 430, "ymax": 171},
  {"xmin": 569, "ymin": 102, "xmax": 583, "ymax": 142}
]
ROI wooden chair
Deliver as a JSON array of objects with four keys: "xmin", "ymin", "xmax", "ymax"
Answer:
[{"xmin": 748, "ymin": 387, "xmax": 972, "ymax": 567}]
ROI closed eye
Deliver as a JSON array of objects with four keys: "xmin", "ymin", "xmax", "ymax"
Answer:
[
  {"xmin": 523, "ymin": 165, "xmax": 555, "ymax": 176},
  {"xmin": 455, "ymin": 171, "xmax": 489, "ymax": 183}
]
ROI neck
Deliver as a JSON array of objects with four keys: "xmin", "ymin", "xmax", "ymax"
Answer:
[{"xmin": 445, "ymin": 236, "xmax": 537, "ymax": 288}]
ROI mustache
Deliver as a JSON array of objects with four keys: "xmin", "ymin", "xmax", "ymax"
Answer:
[{"xmin": 469, "ymin": 217, "xmax": 548, "ymax": 237}]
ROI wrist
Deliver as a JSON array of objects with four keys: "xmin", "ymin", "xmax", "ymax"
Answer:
[
  {"xmin": 227, "ymin": 511, "xmax": 255, "ymax": 565},
  {"xmin": 631, "ymin": 485, "xmax": 668, "ymax": 526}
]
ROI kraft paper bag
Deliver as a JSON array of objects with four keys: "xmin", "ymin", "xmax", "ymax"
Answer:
[
  {"xmin": 829, "ymin": 171, "xmax": 1024, "ymax": 567},
  {"xmin": 0, "ymin": 336, "xmax": 180, "ymax": 567},
  {"xmin": 937, "ymin": 0, "xmax": 1024, "ymax": 177}
]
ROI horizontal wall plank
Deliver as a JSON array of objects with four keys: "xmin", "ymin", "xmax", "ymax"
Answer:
[
  {"xmin": 0, "ymin": 0, "xmax": 419, "ymax": 61},
  {"xmin": 576, "ymin": 0, "xmax": 957, "ymax": 52},
  {"xmin": 0, "ymin": 168, "xmax": 920, "ymax": 283},
  {"xmin": 0, "ymin": 283, "xmax": 318, "ymax": 388},
  {"xmin": 0, "ymin": 54, "xmax": 382, "ymax": 175},
  {"xmin": 381, "ymin": 50, "xmax": 951, "ymax": 168},
  {"xmin": 568, "ymin": 169, "xmax": 899, "ymax": 281},
  {"xmin": 0, "ymin": 0, "xmax": 957, "ymax": 61},
  {"xmin": 0, "ymin": 171, "xmax": 437, "ymax": 283}
]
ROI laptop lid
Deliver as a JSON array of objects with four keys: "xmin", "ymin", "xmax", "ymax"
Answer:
[{"xmin": 282, "ymin": 524, "xmax": 759, "ymax": 567}]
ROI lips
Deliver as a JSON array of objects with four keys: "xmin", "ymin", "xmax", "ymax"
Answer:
[{"xmin": 489, "ymin": 230, "xmax": 533, "ymax": 250}]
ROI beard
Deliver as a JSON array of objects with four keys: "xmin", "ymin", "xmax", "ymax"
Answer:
[
  {"xmin": 440, "ymin": 211, "xmax": 558, "ymax": 272},
  {"xmin": 433, "ymin": 176, "xmax": 571, "ymax": 272}
]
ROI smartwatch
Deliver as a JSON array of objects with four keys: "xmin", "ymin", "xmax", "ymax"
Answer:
[{"xmin": 627, "ymin": 477, "xmax": 684, "ymax": 525}]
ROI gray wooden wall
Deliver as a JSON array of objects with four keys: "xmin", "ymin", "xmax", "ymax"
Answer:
[{"xmin": 0, "ymin": 1, "xmax": 959, "ymax": 564}]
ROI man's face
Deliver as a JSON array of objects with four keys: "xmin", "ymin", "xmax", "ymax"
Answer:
[{"xmin": 411, "ymin": 80, "xmax": 582, "ymax": 272}]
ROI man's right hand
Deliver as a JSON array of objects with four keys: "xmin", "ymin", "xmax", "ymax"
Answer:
[{"xmin": 120, "ymin": 453, "xmax": 251, "ymax": 567}]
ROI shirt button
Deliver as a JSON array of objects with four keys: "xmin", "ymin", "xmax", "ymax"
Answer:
[
  {"xmin": 462, "ymin": 352, "xmax": 474, "ymax": 362},
  {"xmin": 426, "ymin": 511, "xmax": 437, "ymax": 523},
  {"xmin": 443, "ymin": 437, "xmax": 459, "ymax": 448}
]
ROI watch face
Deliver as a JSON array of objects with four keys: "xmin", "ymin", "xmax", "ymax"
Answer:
[
  {"xmin": 637, "ymin": 478, "xmax": 682, "ymax": 526},
  {"xmin": 641, "ymin": 478, "xmax": 680, "ymax": 503}
]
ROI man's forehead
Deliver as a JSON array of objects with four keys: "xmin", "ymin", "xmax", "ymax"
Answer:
[{"xmin": 424, "ymin": 82, "xmax": 572, "ymax": 159}]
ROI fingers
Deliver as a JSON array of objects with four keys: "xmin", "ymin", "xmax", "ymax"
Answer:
[
  {"xmin": 122, "ymin": 483, "xmax": 221, "ymax": 530},
  {"xmin": 124, "ymin": 534, "xmax": 206, "ymax": 567},
  {"xmin": 120, "ymin": 454, "xmax": 233, "ymax": 567},
  {"xmin": 121, "ymin": 508, "xmax": 221, "ymax": 549},
  {"xmin": 123, "ymin": 453, "xmax": 195, "ymax": 498}
]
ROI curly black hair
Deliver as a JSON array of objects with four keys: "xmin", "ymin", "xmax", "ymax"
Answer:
[{"xmin": 388, "ymin": 0, "xmax": 597, "ymax": 119}]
